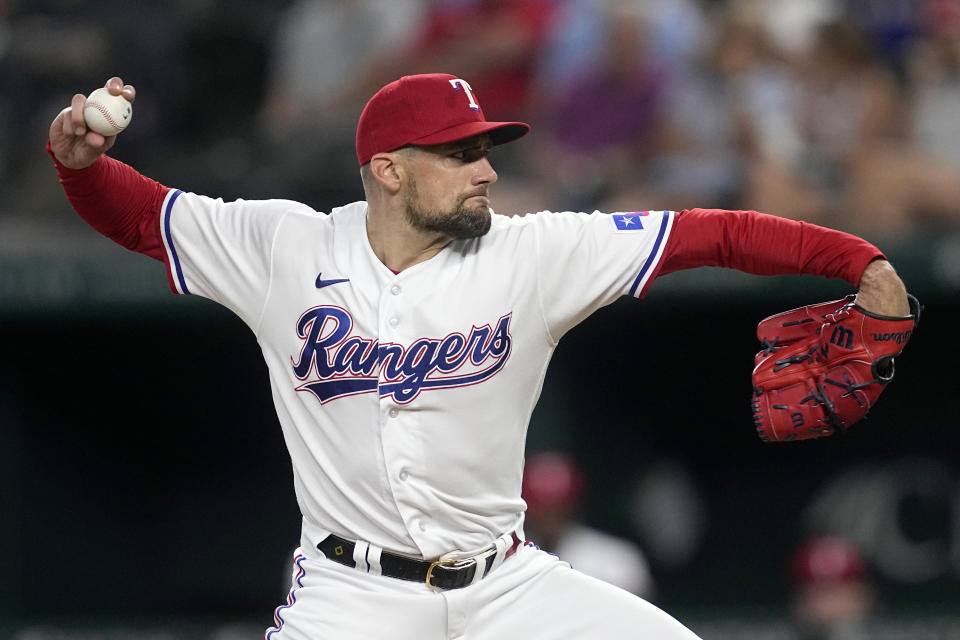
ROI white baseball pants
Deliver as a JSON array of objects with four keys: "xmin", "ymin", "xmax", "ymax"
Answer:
[{"xmin": 264, "ymin": 543, "xmax": 702, "ymax": 639}]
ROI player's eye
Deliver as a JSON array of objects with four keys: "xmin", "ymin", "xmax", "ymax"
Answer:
[{"xmin": 451, "ymin": 147, "xmax": 490, "ymax": 163}]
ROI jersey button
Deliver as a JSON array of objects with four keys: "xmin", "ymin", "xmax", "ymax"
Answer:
[
  {"xmin": 399, "ymin": 469, "xmax": 410, "ymax": 481},
  {"xmin": 417, "ymin": 520, "xmax": 427, "ymax": 532},
  {"xmin": 388, "ymin": 407, "xmax": 399, "ymax": 418},
  {"xmin": 390, "ymin": 284, "xmax": 402, "ymax": 296},
  {"xmin": 389, "ymin": 317, "xmax": 399, "ymax": 327}
]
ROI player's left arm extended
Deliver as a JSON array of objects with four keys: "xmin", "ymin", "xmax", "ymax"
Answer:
[
  {"xmin": 651, "ymin": 208, "xmax": 918, "ymax": 442},
  {"xmin": 653, "ymin": 208, "xmax": 907, "ymax": 312}
]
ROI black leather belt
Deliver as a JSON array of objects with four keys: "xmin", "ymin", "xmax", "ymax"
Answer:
[{"xmin": 317, "ymin": 532, "xmax": 522, "ymax": 590}]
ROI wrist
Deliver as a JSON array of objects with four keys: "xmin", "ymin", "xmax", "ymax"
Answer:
[
  {"xmin": 47, "ymin": 139, "xmax": 100, "ymax": 174},
  {"xmin": 855, "ymin": 260, "xmax": 909, "ymax": 317}
]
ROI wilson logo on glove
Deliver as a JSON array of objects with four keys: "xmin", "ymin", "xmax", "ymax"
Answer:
[
  {"xmin": 872, "ymin": 331, "xmax": 911, "ymax": 344},
  {"xmin": 829, "ymin": 325, "xmax": 855, "ymax": 349},
  {"xmin": 750, "ymin": 294, "xmax": 920, "ymax": 442}
]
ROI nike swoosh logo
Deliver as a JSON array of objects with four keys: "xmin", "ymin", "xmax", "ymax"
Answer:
[{"xmin": 315, "ymin": 273, "xmax": 350, "ymax": 289}]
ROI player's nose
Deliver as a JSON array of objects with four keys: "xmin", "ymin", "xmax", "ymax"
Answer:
[{"xmin": 473, "ymin": 156, "xmax": 497, "ymax": 185}]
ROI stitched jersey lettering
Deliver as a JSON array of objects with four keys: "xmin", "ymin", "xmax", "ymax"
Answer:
[{"xmin": 292, "ymin": 306, "xmax": 512, "ymax": 404}]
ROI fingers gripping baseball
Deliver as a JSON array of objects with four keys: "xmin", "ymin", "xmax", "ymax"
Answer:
[
  {"xmin": 49, "ymin": 77, "xmax": 135, "ymax": 170},
  {"xmin": 751, "ymin": 295, "xmax": 920, "ymax": 442}
]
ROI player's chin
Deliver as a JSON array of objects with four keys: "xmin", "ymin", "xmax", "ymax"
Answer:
[
  {"xmin": 448, "ymin": 206, "xmax": 492, "ymax": 239},
  {"xmin": 467, "ymin": 205, "xmax": 493, "ymax": 234}
]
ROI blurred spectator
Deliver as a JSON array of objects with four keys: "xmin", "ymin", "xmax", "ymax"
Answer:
[
  {"xmin": 910, "ymin": 0, "xmax": 960, "ymax": 173},
  {"xmin": 5, "ymin": 0, "xmax": 955, "ymax": 236},
  {"xmin": 533, "ymin": 0, "xmax": 606, "ymax": 96},
  {"xmin": 789, "ymin": 536, "xmax": 875, "ymax": 640},
  {"xmin": 522, "ymin": 450, "xmax": 655, "ymax": 599},
  {"xmin": 797, "ymin": 21, "xmax": 906, "ymax": 223},
  {"xmin": 904, "ymin": 0, "xmax": 960, "ymax": 218},
  {"xmin": 401, "ymin": 0, "xmax": 559, "ymax": 122},
  {"xmin": 728, "ymin": 0, "xmax": 841, "ymax": 60},
  {"xmin": 602, "ymin": 9, "xmax": 766, "ymax": 213},
  {"xmin": 532, "ymin": 0, "xmax": 709, "ymax": 103},
  {"xmin": 633, "ymin": 0, "xmax": 711, "ymax": 71},
  {"xmin": 0, "ymin": 0, "xmax": 14, "ymax": 203},
  {"xmin": 804, "ymin": 19, "xmax": 960, "ymax": 234},
  {"xmin": 628, "ymin": 460, "xmax": 705, "ymax": 571},
  {"xmin": 530, "ymin": 1, "xmax": 669, "ymax": 212},
  {"xmin": 732, "ymin": 15, "xmax": 960, "ymax": 235},
  {"xmin": 257, "ymin": 0, "xmax": 425, "ymax": 206},
  {"xmin": 261, "ymin": 0, "xmax": 425, "ymax": 140},
  {"xmin": 839, "ymin": 0, "xmax": 924, "ymax": 83},
  {"xmin": 714, "ymin": 11, "xmax": 829, "ymax": 222}
]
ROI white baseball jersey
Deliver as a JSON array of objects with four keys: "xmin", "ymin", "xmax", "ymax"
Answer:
[{"xmin": 159, "ymin": 191, "xmax": 674, "ymax": 559}]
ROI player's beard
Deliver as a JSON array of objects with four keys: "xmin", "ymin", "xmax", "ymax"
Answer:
[{"xmin": 403, "ymin": 177, "xmax": 492, "ymax": 239}]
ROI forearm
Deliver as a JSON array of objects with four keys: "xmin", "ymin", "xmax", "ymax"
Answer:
[
  {"xmin": 655, "ymin": 208, "xmax": 911, "ymax": 314},
  {"xmin": 658, "ymin": 209, "xmax": 884, "ymax": 285},
  {"xmin": 48, "ymin": 141, "xmax": 169, "ymax": 261}
]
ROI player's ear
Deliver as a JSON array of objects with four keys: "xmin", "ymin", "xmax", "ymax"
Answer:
[{"xmin": 369, "ymin": 153, "xmax": 402, "ymax": 194}]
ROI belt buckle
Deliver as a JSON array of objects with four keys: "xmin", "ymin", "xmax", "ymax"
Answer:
[{"xmin": 425, "ymin": 557, "xmax": 475, "ymax": 589}]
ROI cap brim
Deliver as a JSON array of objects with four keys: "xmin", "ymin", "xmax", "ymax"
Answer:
[{"xmin": 409, "ymin": 120, "xmax": 530, "ymax": 149}]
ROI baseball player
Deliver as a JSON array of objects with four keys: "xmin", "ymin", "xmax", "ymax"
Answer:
[
  {"xmin": 48, "ymin": 74, "xmax": 914, "ymax": 639},
  {"xmin": 522, "ymin": 451, "xmax": 655, "ymax": 599}
]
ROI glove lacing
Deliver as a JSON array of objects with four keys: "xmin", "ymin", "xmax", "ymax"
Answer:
[
  {"xmin": 800, "ymin": 382, "xmax": 848, "ymax": 435},
  {"xmin": 773, "ymin": 345, "xmax": 820, "ymax": 372}
]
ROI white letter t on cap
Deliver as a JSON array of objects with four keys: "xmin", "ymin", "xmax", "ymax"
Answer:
[{"xmin": 449, "ymin": 78, "xmax": 480, "ymax": 111}]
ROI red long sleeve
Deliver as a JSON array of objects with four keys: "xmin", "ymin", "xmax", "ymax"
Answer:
[
  {"xmin": 47, "ymin": 141, "xmax": 170, "ymax": 262},
  {"xmin": 653, "ymin": 208, "xmax": 884, "ymax": 287}
]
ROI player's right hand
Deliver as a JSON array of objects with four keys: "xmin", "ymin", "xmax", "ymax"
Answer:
[{"xmin": 49, "ymin": 76, "xmax": 136, "ymax": 170}]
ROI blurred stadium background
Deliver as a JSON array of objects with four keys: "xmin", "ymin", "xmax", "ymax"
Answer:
[{"xmin": 1, "ymin": 0, "xmax": 959, "ymax": 638}]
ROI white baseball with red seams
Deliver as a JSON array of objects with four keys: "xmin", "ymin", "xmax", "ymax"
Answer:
[{"xmin": 83, "ymin": 87, "xmax": 133, "ymax": 136}]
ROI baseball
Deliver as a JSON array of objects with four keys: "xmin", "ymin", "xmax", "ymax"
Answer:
[{"xmin": 83, "ymin": 87, "xmax": 133, "ymax": 136}]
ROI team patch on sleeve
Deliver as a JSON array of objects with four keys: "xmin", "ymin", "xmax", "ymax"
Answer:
[{"xmin": 611, "ymin": 211, "xmax": 652, "ymax": 232}]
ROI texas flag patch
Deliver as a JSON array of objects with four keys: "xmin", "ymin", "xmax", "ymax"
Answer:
[{"xmin": 612, "ymin": 211, "xmax": 650, "ymax": 231}]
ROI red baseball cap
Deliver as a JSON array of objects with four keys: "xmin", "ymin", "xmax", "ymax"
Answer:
[
  {"xmin": 791, "ymin": 537, "xmax": 867, "ymax": 585},
  {"xmin": 355, "ymin": 73, "xmax": 530, "ymax": 166},
  {"xmin": 522, "ymin": 451, "xmax": 584, "ymax": 510}
]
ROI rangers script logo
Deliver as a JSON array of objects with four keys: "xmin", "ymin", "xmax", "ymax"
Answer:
[{"xmin": 292, "ymin": 306, "xmax": 513, "ymax": 404}]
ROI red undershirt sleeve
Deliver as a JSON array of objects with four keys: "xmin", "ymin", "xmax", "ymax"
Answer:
[
  {"xmin": 47, "ymin": 141, "xmax": 170, "ymax": 262},
  {"xmin": 642, "ymin": 208, "xmax": 884, "ymax": 295}
]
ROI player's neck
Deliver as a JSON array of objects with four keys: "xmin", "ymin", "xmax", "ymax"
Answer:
[{"xmin": 365, "ymin": 207, "xmax": 452, "ymax": 272}]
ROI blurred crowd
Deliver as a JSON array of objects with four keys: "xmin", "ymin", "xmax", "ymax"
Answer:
[
  {"xmin": 4, "ymin": 0, "xmax": 960, "ymax": 242},
  {"xmin": 521, "ymin": 450, "xmax": 885, "ymax": 640}
]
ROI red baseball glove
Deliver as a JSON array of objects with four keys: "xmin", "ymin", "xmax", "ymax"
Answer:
[{"xmin": 751, "ymin": 294, "xmax": 920, "ymax": 442}]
